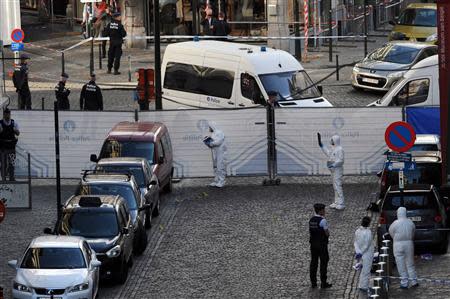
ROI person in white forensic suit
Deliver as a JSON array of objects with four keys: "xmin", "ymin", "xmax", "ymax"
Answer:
[
  {"xmin": 389, "ymin": 207, "xmax": 418, "ymax": 289},
  {"xmin": 354, "ymin": 216, "xmax": 374, "ymax": 292},
  {"xmin": 205, "ymin": 121, "xmax": 227, "ymax": 188},
  {"xmin": 318, "ymin": 133, "xmax": 345, "ymax": 210}
]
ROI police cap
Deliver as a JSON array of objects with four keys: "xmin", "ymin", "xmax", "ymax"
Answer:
[
  {"xmin": 313, "ymin": 203, "xmax": 325, "ymax": 213},
  {"xmin": 3, "ymin": 108, "xmax": 11, "ymax": 114},
  {"xmin": 61, "ymin": 72, "xmax": 69, "ymax": 78},
  {"xmin": 113, "ymin": 12, "xmax": 121, "ymax": 17},
  {"xmin": 20, "ymin": 53, "xmax": 30, "ymax": 60},
  {"xmin": 267, "ymin": 90, "xmax": 278, "ymax": 97}
]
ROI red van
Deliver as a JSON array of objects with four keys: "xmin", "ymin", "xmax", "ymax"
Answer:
[{"xmin": 91, "ymin": 122, "xmax": 174, "ymax": 192}]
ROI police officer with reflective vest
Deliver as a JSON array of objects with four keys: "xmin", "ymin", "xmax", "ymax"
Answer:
[
  {"xmin": 12, "ymin": 54, "xmax": 31, "ymax": 110},
  {"xmin": 0, "ymin": 108, "xmax": 20, "ymax": 181},
  {"xmin": 55, "ymin": 72, "xmax": 71, "ymax": 110},
  {"xmin": 103, "ymin": 12, "xmax": 127, "ymax": 75},
  {"xmin": 309, "ymin": 203, "xmax": 332, "ymax": 289},
  {"xmin": 80, "ymin": 74, "xmax": 103, "ymax": 111}
]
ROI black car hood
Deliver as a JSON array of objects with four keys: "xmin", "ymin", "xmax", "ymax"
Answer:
[{"xmin": 85, "ymin": 235, "xmax": 120, "ymax": 253}]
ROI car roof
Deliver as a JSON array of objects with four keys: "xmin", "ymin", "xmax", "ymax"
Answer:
[
  {"xmin": 387, "ymin": 41, "xmax": 435, "ymax": 49},
  {"xmin": 65, "ymin": 194, "xmax": 124, "ymax": 209},
  {"xmin": 388, "ymin": 184, "xmax": 433, "ymax": 193},
  {"xmin": 30, "ymin": 236, "xmax": 84, "ymax": 248},
  {"xmin": 406, "ymin": 3, "xmax": 436, "ymax": 10},
  {"xmin": 107, "ymin": 121, "xmax": 166, "ymax": 142},
  {"xmin": 414, "ymin": 134, "xmax": 440, "ymax": 145},
  {"xmin": 97, "ymin": 157, "xmax": 146, "ymax": 166}
]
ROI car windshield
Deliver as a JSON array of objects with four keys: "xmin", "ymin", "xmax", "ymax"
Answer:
[
  {"xmin": 100, "ymin": 141, "xmax": 154, "ymax": 164},
  {"xmin": 384, "ymin": 192, "xmax": 437, "ymax": 210},
  {"xmin": 96, "ymin": 165, "xmax": 145, "ymax": 188},
  {"xmin": 397, "ymin": 8, "xmax": 436, "ymax": 27},
  {"xmin": 368, "ymin": 44, "xmax": 420, "ymax": 64},
  {"xmin": 77, "ymin": 183, "xmax": 138, "ymax": 210},
  {"xmin": 59, "ymin": 211, "xmax": 119, "ymax": 238},
  {"xmin": 410, "ymin": 144, "xmax": 438, "ymax": 151},
  {"xmin": 21, "ymin": 247, "xmax": 86, "ymax": 269},
  {"xmin": 259, "ymin": 71, "xmax": 321, "ymax": 100},
  {"xmin": 386, "ymin": 163, "xmax": 442, "ymax": 186}
]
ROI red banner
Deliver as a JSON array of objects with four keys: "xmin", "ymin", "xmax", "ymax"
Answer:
[{"xmin": 438, "ymin": 0, "xmax": 450, "ymax": 182}]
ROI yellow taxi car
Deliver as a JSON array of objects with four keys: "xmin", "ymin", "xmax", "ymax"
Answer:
[{"xmin": 389, "ymin": 3, "xmax": 437, "ymax": 44}]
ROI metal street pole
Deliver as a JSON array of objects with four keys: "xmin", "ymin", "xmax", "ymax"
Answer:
[
  {"xmin": 328, "ymin": 0, "xmax": 332, "ymax": 62},
  {"xmin": 54, "ymin": 101, "xmax": 62, "ymax": 223},
  {"xmin": 364, "ymin": 0, "xmax": 368, "ymax": 57},
  {"xmin": 90, "ymin": 37, "xmax": 94, "ymax": 75},
  {"xmin": 294, "ymin": 0, "xmax": 302, "ymax": 61},
  {"xmin": 153, "ymin": 0, "xmax": 162, "ymax": 110},
  {"xmin": 192, "ymin": 0, "xmax": 198, "ymax": 35},
  {"xmin": 0, "ymin": 40, "xmax": 5, "ymax": 97}
]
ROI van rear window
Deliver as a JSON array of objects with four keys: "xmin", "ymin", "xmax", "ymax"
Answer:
[
  {"xmin": 100, "ymin": 140, "xmax": 154, "ymax": 164},
  {"xmin": 384, "ymin": 193, "xmax": 437, "ymax": 210},
  {"xmin": 164, "ymin": 62, "xmax": 234, "ymax": 99}
]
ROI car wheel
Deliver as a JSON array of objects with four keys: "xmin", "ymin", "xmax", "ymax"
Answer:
[
  {"xmin": 152, "ymin": 194, "xmax": 160, "ymax": 218},
  {"xmin": 116, "ymin": 259, "xmax": 129, "ymax": 285},
  {"xmin": 145, "ymin": 209, "xmax": 152, "ymax": 230},
  {"xmin": 163, "ymin": 174, "xmax": 173, "ymax": 193}
]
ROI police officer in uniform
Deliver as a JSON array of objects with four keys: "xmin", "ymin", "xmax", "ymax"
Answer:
[
  {"xmin": 309, "ymin": 203, "xmax": 332, "ymax": 289},
  {"xmin": 80, "ymin": 74, "xmax": 103, "ymax": 111},
  {"xmin": 103, "ymin": 12, "xmax": 127, "ymax": 75},
  {"xmin": 0, "ymin": 108, "xmax": 20, "ymax": 181},
  {"xmin": 55, "ymin": 72, "xmax": 71, "ymax": 110},
  {"xmin": 12, "ymin": 54, "xmax": 32, "ymax": 110}
]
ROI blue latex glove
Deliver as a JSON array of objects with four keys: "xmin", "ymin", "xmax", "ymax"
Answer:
[{"xmin": 355, "ymin": 253, "xmax": 362, "ymax": 259}]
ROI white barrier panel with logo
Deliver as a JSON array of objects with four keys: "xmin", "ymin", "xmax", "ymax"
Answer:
[
  {"xmin": 12, "ymin": 108, "xmax": 401, "ymax": 178},
  {"xmin": 276, "ymin": 108, "xmax": 403, "ymax": 175}
]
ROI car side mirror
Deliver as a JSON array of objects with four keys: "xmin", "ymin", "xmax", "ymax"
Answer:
[
  {"xmin": 91, "ymin": 260, "xmax": 101, "ymax": 268},
  {"xmin": 158, "ymin": 156, "xmax": 164, "ymax": 164},
  {"xmin": 389, "ymin": 20, "xmax": 396, "ymax": 26},
  {"xmin": 376, "ymin": 171, "xmax": 383, "ymax": 178},
  {"xmin": 122, "ymin": 227, "xmax": 129, "ymax": 235},
  {"xmin": 43, "ymin": 227, "xmax": 53, "ymax": 234},
  {"xmin": 90, "ymin": 154, "xmax": 98, "ymax": 163},
  {"xmin": 8, "ymin": 260, "xmax": 18, "ymax": 269},
  {"xmin": 149, "ymin": 180, "xmax": 157, "ymax": 187},
  {"xmin": 317, "ymin": 85, "xmax": 323, "ymax": 95}
]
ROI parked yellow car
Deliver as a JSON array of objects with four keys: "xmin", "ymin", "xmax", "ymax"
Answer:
[{"xmin": 389, "ymin": 3, "xmax": 437, "ymax": 44}]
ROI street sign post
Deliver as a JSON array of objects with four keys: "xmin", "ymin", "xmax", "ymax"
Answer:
[
  {"xmin": 385, "ymin": 121, "xmax": 416, "ymax": 153},
  {"xmin": 10, "ymin": 28, "xmax": 24, "ymax": 43}
]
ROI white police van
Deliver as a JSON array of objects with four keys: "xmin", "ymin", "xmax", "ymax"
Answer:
[{"xmin": 161, "ymin": 41, "xmax": 333, "ymax": 109}]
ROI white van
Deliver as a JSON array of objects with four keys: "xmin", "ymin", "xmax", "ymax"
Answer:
[
  {"xmin": 161, "ymin": 41, "xmax": 332, "ymax": 109},
  {"xmin": 368, "ymin": 55, "xmax": 439, "ymax": 107}
]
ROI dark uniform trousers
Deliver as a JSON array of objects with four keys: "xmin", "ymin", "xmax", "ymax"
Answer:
[
  {"xmin": 309, "ymin": 215, "xmax": 329, "ymax": 285},
  {"xmin": 108, "ymin": 44, "xmax": 122, "ymax": 71},
  {"xmin": 18, "ymin": 89, "xmax": 31, "ymax": 110}
]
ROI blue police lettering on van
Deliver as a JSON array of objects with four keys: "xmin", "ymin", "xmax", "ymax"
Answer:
[{"xmin": 206, "ymin": 96, "xmax": 220, "ymax": 104}]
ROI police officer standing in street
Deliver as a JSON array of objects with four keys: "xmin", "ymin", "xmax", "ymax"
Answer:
[
  {"xmin": 55, "ymin": 73, "xmax": 71, "ymax": 110},
  {"xmin": 309, "ymin": 203, "xmax": 332, "ymax": 289},
  {"xmin": 0, "ymin": 108, "xmax": 20, "ymax": 181},
  {"xmin": 80, "ymin": 74, "xmax": 103, "ymax": 111},
  {"xmin": 12, "ymin": 54, "xmax": 32, "ymax": 110},
  {"xmin": 103, "ymin": 12, "xmax": 127, "ymax": 75}
]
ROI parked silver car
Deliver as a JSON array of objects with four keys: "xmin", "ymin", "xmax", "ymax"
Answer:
[
  {"xmin": 8, "ymin": 235, "xmax": 101, "ymax": 299},
  {"xmin": 352, "ymin": 42, "xmax": 437, "ymax": 91}
]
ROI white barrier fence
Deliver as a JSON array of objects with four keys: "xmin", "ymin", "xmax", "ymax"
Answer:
[{"xmin": 12, "ymin": 107, "xmax": 401, "ymax": 178}]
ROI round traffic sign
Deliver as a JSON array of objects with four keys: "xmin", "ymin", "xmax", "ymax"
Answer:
[
  {"xmin": 0, "ymin": 200, "xmax": 5, "ymax": 224},
  {"xmin": 385, "ymin": 121, "xmax": 416, "ymax": 153},
  {"xmin": 11, "ymin": 28, "xmax": 25, "ymax": 43}
]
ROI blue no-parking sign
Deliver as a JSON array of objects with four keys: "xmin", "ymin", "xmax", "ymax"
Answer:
[{"xmin": 384, "ymin": 121, "xmax": 416, "ymax": 153}]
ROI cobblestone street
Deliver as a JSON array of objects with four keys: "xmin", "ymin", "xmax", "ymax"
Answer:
[{"xmin": 1, "ymin": 176, "xmax": 380, "ymax": 299}]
